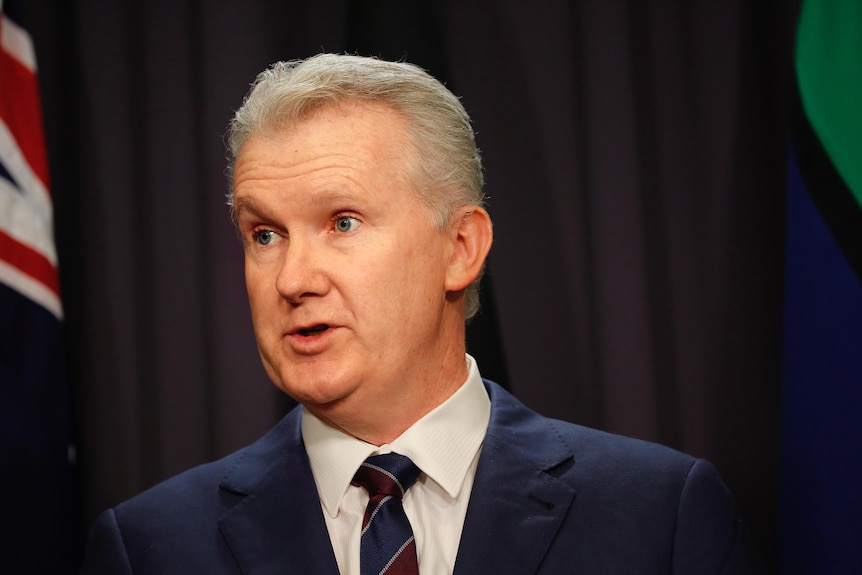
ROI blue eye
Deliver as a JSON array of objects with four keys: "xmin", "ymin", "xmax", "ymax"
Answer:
[
  {"xmin": 255, "ymin": 230, "xmax": 277, "ymax": 245},
  {"xmin": 335, "ymin": 216, "xmax": 360, "ymax": 233}
]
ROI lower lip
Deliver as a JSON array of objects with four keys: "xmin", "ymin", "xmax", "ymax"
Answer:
[{"xmin": 287, "ymin": 327, "xmax": 337, "ymax": 354}]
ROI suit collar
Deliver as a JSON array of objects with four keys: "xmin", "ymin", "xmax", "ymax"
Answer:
[
  {"xmin": 218, "ymin": 408, "xmax": 341, "ymax": 575},
  {"xmin": 454, "ymin": 380, "xmax": 577, "ymax": 574}
]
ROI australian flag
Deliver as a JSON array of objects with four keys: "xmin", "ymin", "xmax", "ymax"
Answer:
[{"xmin": 1, "ymin": 1, "xmax": 78, "ymax": 572}]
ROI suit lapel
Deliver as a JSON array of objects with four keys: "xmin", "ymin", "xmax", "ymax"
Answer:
[
  {"xmin": 213, "ymin": 381, "xmax": 575, "ymax": 575},
  {"xmin": 453, "ymin": 382, "xmax": 577, "ymax": 575},
  {"xmin": 217, "ymin": 409, "xmax": 340, "ymax": 575}
]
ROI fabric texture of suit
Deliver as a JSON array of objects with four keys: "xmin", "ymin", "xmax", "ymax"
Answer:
[{"xmin": 80, "ymin": 380, "xmax": 762, "ymax": 574}]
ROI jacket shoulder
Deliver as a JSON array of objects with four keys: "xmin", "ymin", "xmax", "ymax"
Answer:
[
  {"xmin": 84, "ymin": 408, "xmax": 304, "ymax": 567},
  {"xmin": 484, "ymin": 378, "xmax": 697, "ymax": 480}
]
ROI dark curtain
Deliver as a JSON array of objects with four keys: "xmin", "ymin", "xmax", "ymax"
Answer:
[{"xmin": 25, "ymin": 0, "xmax": 795, "ymax": 570}]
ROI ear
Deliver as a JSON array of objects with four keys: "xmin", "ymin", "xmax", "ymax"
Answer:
[{"xmin": 444, "ymin": 206, "xmax": 493, "ymax": 292}]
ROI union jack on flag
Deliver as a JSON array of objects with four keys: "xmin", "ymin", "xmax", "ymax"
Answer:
[
  {"xmin": 1, "ymin": 2, "xmax": 78, "ymax": 571},
  {"xmin": 0, "ymin": 0, "xmax": 61, "ymax": 319}
]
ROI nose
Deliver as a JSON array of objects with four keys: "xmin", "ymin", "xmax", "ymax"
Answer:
[{"xmin": 275, "ymin": 236, "xmax": 329, "ymax": 303}]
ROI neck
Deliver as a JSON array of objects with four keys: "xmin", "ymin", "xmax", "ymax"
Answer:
[{"xmin": 314, "ymin": 338, "xmax": 469, "ymax": 446}]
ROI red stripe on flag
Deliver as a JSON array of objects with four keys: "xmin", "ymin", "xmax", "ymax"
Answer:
[
  {"xmin": 0, "ymin": 228, "xmax": 59, "ymax": 296},
  {"xmin": 0, "ymin": 42, "xmax": 50, "ymax": 189}
]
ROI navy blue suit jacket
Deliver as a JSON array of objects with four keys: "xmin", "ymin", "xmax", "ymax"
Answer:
[{"xmin": 81, "ymin": 380, "xmax": 761, "ymax": 574}]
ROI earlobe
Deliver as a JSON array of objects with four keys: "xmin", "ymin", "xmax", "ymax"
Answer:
[{"xmin": 444, "ymin": 206, "xmax": 493, "ymax": 292}]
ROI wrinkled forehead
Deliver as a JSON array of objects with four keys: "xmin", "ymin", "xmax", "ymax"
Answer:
[{"xmin": 242, "ymin": 99, "xmax": 420, "ymax": 178}]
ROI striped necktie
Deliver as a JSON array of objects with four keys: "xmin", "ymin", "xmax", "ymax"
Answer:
[{"xmin": 352, "ymin": 453, "xmax": 422, "ymax": 575}]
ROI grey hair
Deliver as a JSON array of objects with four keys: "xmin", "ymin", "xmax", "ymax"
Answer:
[{"xmin": 225, "ymin": 53, "xmax": 487, "ymax": 320}]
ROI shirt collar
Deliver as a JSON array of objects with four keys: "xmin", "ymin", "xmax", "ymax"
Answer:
[{"xmin": 302, "ymin": 354, "xmax": 490, "ymax": 518}]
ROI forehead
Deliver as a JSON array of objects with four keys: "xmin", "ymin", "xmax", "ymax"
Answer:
[
  {"xmin": 231, "ymin": 101, "xmax": 423, "ymax": 216},
  {"xmin": 265, "ymin": 100, "xmax": 409, "ymax": 154},
  {"xmin": 235, "ymin": 100, "xmax": 414, "ymax": 181}
]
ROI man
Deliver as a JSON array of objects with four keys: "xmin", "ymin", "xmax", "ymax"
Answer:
[{"xmin": 81, "ymin": 54, "xmax": 760, "ymax": 574}]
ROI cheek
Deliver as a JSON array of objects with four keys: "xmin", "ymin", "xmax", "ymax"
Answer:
[
  {"xmin": 385, "ymin": 246, "xmax": 448, "ymax": 305},
  {"xmin": 244, "ymin": 269, "xmax": 261, "ymax": 304},
  {"xmin": 344, "ymin": 251, "xmax": 417, "ymax": 313},
  {"xmin": 245, "ymin": 267, "xmax": 275, "ymax": 316}
]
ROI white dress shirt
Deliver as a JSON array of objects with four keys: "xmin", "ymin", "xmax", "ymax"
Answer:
[{"xmin": 301, "ymin": 354, "xmax": 491, "ymax": 575}]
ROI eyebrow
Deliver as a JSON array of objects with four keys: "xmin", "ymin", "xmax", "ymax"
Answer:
[
  {"xmin": 231, "ymin": 197, "xmax": 283, "ymax": 230},
  {"xmin": 232, "ymin": 197, "xmax": 268, "ymax": 221},
  {"xmin": 232, "ymin": 187, "xmax": 369, "ymax": 227}
]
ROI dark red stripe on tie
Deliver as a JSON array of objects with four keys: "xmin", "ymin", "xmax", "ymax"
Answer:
[{"xmin": 352, "ymin": 453, "xmax": 421, "ymax": 575}]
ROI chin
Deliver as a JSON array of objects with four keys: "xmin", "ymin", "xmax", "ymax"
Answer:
[{"xmin": 275, "ymin": 366, "xmax": 359, "ymax": 409}]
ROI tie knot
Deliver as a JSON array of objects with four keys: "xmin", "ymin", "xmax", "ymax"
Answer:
[{"xmin": 352, "ymin": 453, "xmax": 421, "ymax": 499}]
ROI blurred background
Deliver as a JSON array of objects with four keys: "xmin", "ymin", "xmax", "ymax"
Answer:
[{"xmin": 3, "ymin": 0, "xmax": 861, "ymax": 573}]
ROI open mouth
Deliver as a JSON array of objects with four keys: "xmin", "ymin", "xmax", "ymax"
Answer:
[{"xmin": 297, "ymin": 324, "xmax": 330, "ymax": 337}]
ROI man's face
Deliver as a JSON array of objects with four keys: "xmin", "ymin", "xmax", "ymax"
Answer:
[{"xmin": 232, "ymin": 101, "xmax": 463, "ymax": 436}]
